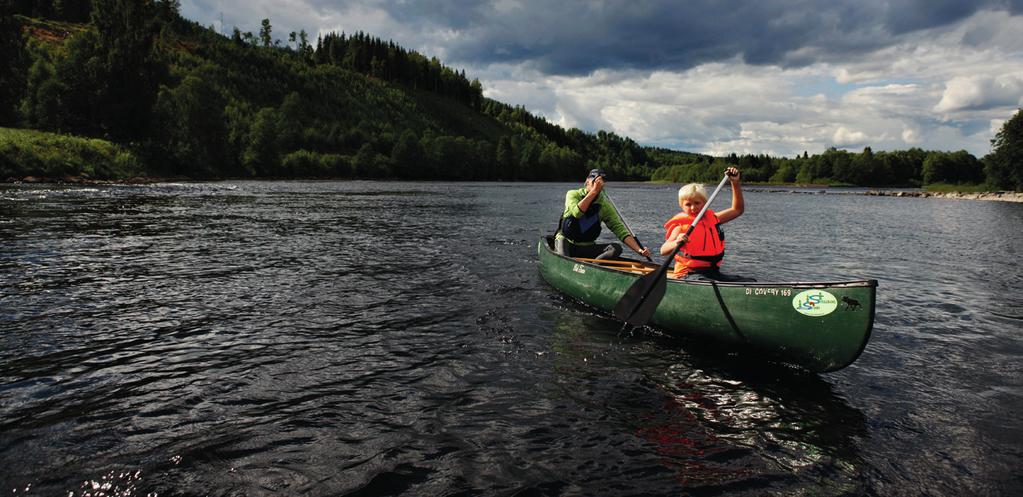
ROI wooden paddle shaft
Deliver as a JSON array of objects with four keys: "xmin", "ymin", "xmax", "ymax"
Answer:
[
  {"xmin": 602, "ymin": 191, "xmax": 653, "ymax": 262},
  {"xmin": 574, "ymin": 257, "xmax": 656, "ymax": 274},
  {"xmin": 614, "ymin": 173, "xmax": 733, "ymax": 326}
]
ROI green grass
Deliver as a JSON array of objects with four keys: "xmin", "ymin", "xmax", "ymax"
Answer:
[
  {"xmin": 0, "ymin": 127, "xmax": 144, "ymax": 180},
  {"xmin": 922, "ymin": 183, "xmax": 990, "ymax": 193}
]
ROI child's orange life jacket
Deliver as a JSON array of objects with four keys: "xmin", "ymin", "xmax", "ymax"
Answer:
[{"xmin": 663, "ymin": 210, "xmax": 725, "ymax": 277}]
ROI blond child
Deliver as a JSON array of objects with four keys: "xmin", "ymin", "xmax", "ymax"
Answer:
[{"xmin": 660, "ymin": 167, "xmax": 748, "ymax": 280}]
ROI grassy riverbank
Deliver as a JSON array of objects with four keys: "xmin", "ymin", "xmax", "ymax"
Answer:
[
  {"xmin": 0, "ymin": 127, "xmax": 144, "ymax": 181},
  {"xmin": 922, "ymin": 183, "xmax": 989, "ymax": 193}
]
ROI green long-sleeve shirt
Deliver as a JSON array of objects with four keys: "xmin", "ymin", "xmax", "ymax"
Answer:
[{"xmin": 556, "ymin": 187, "xmax": 631, "ymax": 245}]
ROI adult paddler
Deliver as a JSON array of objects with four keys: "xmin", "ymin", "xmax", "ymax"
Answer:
[{"xmin": 555, "ymin": 168, "xmax": 652, "ymax": 260}]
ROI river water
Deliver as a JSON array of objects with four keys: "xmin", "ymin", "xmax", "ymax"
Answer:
[{"xmin": 1, "ymin": 181, "xmax": 1021, "ymax": 496}]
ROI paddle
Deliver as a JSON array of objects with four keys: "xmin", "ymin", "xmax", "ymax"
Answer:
[
  {"xmin": 613, "ymin": 173, "xmax": 732, "ymax": 326},
  {"xmin": 603, "ymin": 190, "xmax": 653, "ymax": 262}
]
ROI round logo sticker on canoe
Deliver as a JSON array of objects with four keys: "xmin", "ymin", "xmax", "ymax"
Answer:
[{"xmin": 792, "ymin": 290, "xmax": 838, "ymax": 317}]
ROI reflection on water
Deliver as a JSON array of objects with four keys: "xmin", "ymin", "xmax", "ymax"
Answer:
[
  {"xmin": 1, "ymin": 181, "xmax": 1021, "ymax": 496},
  {"xmin": 547, "ymin": 308, "xmax": 866, "ymax": 495}
]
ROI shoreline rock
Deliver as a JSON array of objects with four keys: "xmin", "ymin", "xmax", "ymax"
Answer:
[
  {"xmin": 4, "ymin": 175, "xmax": 188, "ymax": 185},
  {"xmin": 862, "ymin": 190, "xmax": 1023, "ymax": 203}
]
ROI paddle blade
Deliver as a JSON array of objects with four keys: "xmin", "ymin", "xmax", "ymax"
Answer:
[
  {"xmin": 613, "ymin": 173, "xmax": 730, "ymax": 327},
  {"xmin": 613, "ymin": 269, "xmax": 668, "ymax": 326}
]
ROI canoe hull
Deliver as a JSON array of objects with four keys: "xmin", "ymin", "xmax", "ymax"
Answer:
[{"xmin": 537, "ymin": 237, "xmax": 876, "ymax": 372}]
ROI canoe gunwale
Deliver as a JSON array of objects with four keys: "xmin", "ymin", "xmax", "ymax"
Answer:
[{"xmin": 539, "ymin": 236, "xmax": 878, "ymax": 289}]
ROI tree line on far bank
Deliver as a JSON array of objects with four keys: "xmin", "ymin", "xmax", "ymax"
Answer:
[
  {"xmin": 0, "ymin": 0, "xmax": 1020, "ymax": 191},
  {"xmin": 653, "ymin": 146, "xmax": 988, "ymax": 186}
]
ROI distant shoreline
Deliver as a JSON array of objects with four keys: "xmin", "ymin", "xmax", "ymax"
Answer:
[
  {"xmin": 743, "ymin": 187, "xmax": 1023, "ymax": 202},
  {"xmin": 860, "ymin": 190, "xmax": 1023, "ymax": 202},
  {"xmin": 3, "ymin": 176, "xmax": 1022, "ymax": 202}
]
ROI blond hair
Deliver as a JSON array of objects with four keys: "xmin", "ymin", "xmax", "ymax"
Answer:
[{"xmin": 678, "ymin": 183, "xmax": 708, "ymax": 203}]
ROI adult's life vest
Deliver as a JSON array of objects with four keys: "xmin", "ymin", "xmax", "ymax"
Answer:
[
  {"xmin": 663, "ymin": 210, "xmax": 725, "ymax": 273},
  {"xmin": 560, "ymin": 203, "xmax": 602, "ymax": 243}
]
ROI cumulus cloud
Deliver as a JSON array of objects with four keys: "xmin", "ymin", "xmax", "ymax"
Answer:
[
  {"xmin": 902, "ymin": 126, "xmax": 923, "ymax": 145},
  {"xmin": 934, "ymin": 74, "xmax": 1023, "ymax": 112},
  {"xmin": 832, "ymin": 127, "xmax": 870, "ymax": 147}
]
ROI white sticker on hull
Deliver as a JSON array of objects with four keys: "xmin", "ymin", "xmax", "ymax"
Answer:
[
  {"xmin": 573, "ymin": 263, "xmax": 586, "ymax": 274},
  {"xmin": 792, "ymin": 290, "xmax": 838, "ymax": 317}
]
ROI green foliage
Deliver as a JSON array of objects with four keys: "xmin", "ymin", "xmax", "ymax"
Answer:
[
  {"xmin": 390, "ymin": 130, "xmax": 422, "ymax": 178},
  {"xmin": 353, "ymin": 142, "xmax": 391, "ymax": 178},
  {"xmin": 316, "ymin": 32, "xmax": 484, "ymax": 109},
  {"xmin": 878, "ymin": 148, "xmax": 926, "ymax": 185},
  {"xmin": 922, "ymin": 150, "xmax": 983, "ymax": 185},
  {"xmin": 0, "ymin": 126, "xmax": 142, "ymax": 178},
  {"xmin": 20, "ymin": 51, "xmax": 61, "ymax": 128},
  {"xmin": 495, "ymin": 136, "xmax": 512, "ymax": 171},
  {"xmin": 0, "ymin": 1, "xmax": 29, "ymax": 125},
  {"xmin": 649, "ymin": 146, "xmax": 988, "ymax": 188},
  {"xmin": 151, "ymin": 67, "xmax": 230, "ymax": 176},
  {"xmin": 19, "ymin": 0, "xmax": 163, "ymax": 140},
  {"xmin": 984, "ymin": 109, "xmax": 1023, "ymax": 190},
  {"xmin": 86, "ymin": 0, "xmax": 162, "ymax": 138},
  {"xmin": 11, "ymin": 0, "xmax": 92, "ymax": 22},
  {"xmin": 259, "ymin": 18, "xmax": 271, "ymax": 48},
  {"xmin": 281, "ymin": 149, "xmax": 351, "ymax": 177},
  {"xmin": 922, "ymin": 183, "xmax": 988, "ymax": 193},
  {"xmin": 770, "ymin": 162, "xmax": 797, "ymax": 183},
  {"xmin": 242, "ymin": 107, "xmax": 282, "ymax": 175},
  {"xmin": 5, "ymin": 7, "xmax": 1018, "ymax": 189}
]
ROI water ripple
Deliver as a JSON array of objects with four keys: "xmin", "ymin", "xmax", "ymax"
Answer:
[{"xmin": 1, "ymin": 182, "xmax": 1021, "ymax": 496}]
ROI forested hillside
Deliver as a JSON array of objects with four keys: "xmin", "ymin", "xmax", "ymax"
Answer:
[
  {"xmin": 0, "ymin": 0, "xmax": 1019, "ymax": 189},
  {"xmin": 0, "ymin": 0, "xmax": 674, "ymax": 181}
]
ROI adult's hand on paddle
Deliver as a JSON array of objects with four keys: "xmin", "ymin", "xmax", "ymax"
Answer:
[
  {"xmin": 726, "ymin": 166, "xmax": 740, "ymax": 181},
  {"xmin": 637, "ymin": 246, "xmax": 652, "ymax": 258}
]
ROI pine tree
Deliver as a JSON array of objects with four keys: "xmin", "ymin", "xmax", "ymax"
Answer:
[
  {"xmin": 985, "ymin": 109, "xmax": 1023, "ymax": 190},
  {"xmin": 259, "ymin": 18, "xmax": 272, "ymax": 47},
  {"xmin": 391, "ymin": 131, "xmax": 421, "ymax": 178},
  {"xmin": 49, "ymin": 0, "xmax": 164, "ymax": 139},
  {"xmin": 0, "ymin": 0, "xmax": 28, "ymax": 125}
]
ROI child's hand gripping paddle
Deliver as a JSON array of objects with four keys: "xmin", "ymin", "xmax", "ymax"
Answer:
[{"xmin": 613, "ymin": 173, "xmax": 732, "ymax": 327}]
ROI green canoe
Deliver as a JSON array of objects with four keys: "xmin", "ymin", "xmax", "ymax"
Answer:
[{"xmin": 537, "ymin": 236, "xmax": 876, "ymax": 372}]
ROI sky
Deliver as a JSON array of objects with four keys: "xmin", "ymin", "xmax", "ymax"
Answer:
[{"xmin": 181, "ymin": 0, "xmax": 1023, "ymax": 158}]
